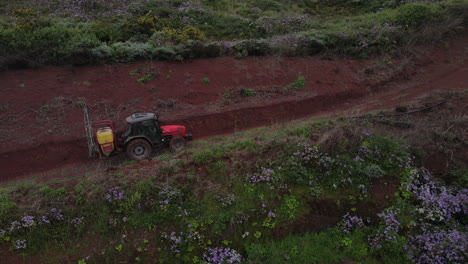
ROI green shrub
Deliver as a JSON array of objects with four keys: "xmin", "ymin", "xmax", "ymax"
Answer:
[
  {"xmin": 239, "ymin": 88, "xmax": 256, "ymax": 97},
  {"xmin": 0, "ymin": 193, "xmax": 16, "ymax": 223},
  {"xmin": 201, "ymin": 77, "xmax": 210, "ymax": 84},
  {"xmin": 111, "ymin": 41, "xmax": 154, "ymax": 61},
  {"xmin": 39, "ymin": 186, "xmax": 68, "ymax": 201},
  {"xmin": 207, "ymin": 160, "xmax": 226, "ymax": 177},
  {"xmin": 153, "ymin": 46, "xmax": 177, "ymax": 60},
  {"xmin": 13, "ymin": 8, "xmax": 39, "ymax": 32},
  {"xmin": 91, "ymin": 43, "xmax": 113, "ymax": 60},
  {"xmin": 163, "ymin": 26, "xmax": 206, "ymax": 43},
  {"xmin": 233, "ymin": 39, "xmax": 271, "ymax": 57},
  {"xmin": 137, "ymin": 74, "xmax": 155, "ymax": 84},
  {"xmin": 393, "ymin": 3, "xmax": 434, "ymax": 27},
  {"xmin": 189, "ymin": 10, "xmax": 267, "ymax": 39},
  {"xmin": 289, "ymin": 76, "xmax": 306, "ymax": 89},
  {"xmin": 363, "ymin": 164, "xmax": 386, "ymax": 179},
  {"xmin": 296, "ymin": 36, "xmax": 325, "ymax": 56},
  {"xmin": 65, "ymin": 34, "xmax": 101, "ymax": 65},
  {"xmin": 278, "ymin": 195, "xmax": 302, "ymax": 220},
  {"xmin": 193, "ymin": 147, "xmax": 225, "ymax": 164}
]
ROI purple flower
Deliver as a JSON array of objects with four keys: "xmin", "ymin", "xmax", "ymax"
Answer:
[
  {"xmin": 70, "ymin": 217, "xmax": 85, "ymax": 227},
  {"xmin": 9, "ymin": 221, "xmax": 21, "ymax": 232},
  {"xmin": 236, "ymin": 215, "xmax": 249, "ymax": 224},
  {"xmin": 403, "ymin": 168, "xmax": 468, "ymax": 223},
  {"xmin": 369, "ymin": 208, "xmax": 400, "ymax": 248},
  {"xmin": 406, "ymin": 225, "xmax": 467, "ymax": 264},
  {"xmin": 161, "ymin": 231, "xmax": 200, "ymax": 253},
  {"xmin": 203, "ymin": 247, "xmax": 243, "ymax": 264},
  {"xmin": 14, "ymin": 239, "xmax": 27, "ymax": 250},
  {"xmin": 106, "ymin": 187, "xmax": 125, "ymax": 202},
  {"xmin": 159, "ymin": 199, "xmax": 170, "ymax": 208},
  {"xmin": 249, "ymin": 167, "xmax": 274, "ymax": 183},
  {"xmin": 49, "ymin": 208, "xmax": 64, "ymax": 221},
  {"xmin": 267, "ymin": 211, "xmax": 276, "ymax": 218},
  {"xmin": 341, "ymin": 213, "xmax": 365, "ymax": 233},
  {"xmin": 40, "ymin": 215, "xmax": 50, "ymax": 225},
  {"xmin": 353, "ymin": 155, "xmax": 364, "ymax": 162},
  {"xmin": 21, "ymin": 216, "xmax": 35, "ymax": 228},
  {"xmin": 218, "ymin": 194, "xmax": 236, "ymax": 207},
  {"xmin": 362, "ymin": 129, "xmax": 373, "ymax": 137}
]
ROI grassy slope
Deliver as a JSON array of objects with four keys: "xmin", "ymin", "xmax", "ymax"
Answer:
[
  {"xmin": 0, "ymin": 91, "xmax": 467, "ymax": 263},
  {"xmin": 0, "ymin": 0, "xmax": 467, "ymax": 69}
]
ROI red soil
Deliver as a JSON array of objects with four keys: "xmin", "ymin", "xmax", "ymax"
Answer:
[{"xmin": 0, "ymin": 34, "xmax": 467, "ymax": 183}]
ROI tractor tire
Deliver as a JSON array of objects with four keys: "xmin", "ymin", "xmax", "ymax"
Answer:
[
  {"xmin": 170, "ymin": 136, "xmax": 186, "ymax": 153},
  {"xmin": 126, "ymin": 139, "xmax": 152, "ymax": 161}
]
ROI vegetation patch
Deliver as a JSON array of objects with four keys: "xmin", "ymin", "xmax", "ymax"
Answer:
[
  {"xmin": 1, "ymin": 92, "xmax": 466, "ymax": 263},
  {"xmin": 0, "ymin": 0, "xmax": 466, "ymax": 69},
  {"xmin": 137, "ymin": 74, "xmax": 155, "ymax": 84},
  {"xmin": 239, "ymin": 87, "xmax": 256, "ymax": 97},
  {"xmin": 288, "ymin": 76, "xmax": 307, "ymax": 90}
]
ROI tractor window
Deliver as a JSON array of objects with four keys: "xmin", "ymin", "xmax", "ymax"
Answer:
[
  {"xmin": 154, "ymin": 120, "xmax": 161, "ymax": 130},
  {"xmin": 140, "ymin": 120, "xmax": 158, "ymax": 139},
  {"xmin": 123, "ymin": 125, "xmax": 132, "ymax": 137},
  {"xmin": 141, "ymin": 120, "xmax": 155, "ymax": 128}
]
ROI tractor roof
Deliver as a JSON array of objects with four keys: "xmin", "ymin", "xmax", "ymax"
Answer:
[{"xmin": 126, "ymin": 113, "xmax": 157, "ymax": 124}]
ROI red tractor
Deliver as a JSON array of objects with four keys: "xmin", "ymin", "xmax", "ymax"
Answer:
[{"xmin": 92, "ymin": 113, "xmax": 192, "ymax": 160}]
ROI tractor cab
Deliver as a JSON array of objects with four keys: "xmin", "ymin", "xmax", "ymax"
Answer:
[{"xmin": 123, "ymin": 113, "xmax": 162, "ymax": 145}]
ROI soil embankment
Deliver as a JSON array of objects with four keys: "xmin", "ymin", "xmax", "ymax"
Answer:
[{"xmin": 0, "ymin": 34, "xmax": 466, "ymax": 182}]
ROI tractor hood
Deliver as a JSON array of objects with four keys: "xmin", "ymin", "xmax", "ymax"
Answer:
[{"xmin": 161, "ymin": 125, "xmax": 186, "ymax": 136}]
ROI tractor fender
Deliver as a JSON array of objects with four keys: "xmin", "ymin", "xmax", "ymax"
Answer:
[{"xmin": 124, "ymin": 136, "xmax": 152, "ymax": 146}]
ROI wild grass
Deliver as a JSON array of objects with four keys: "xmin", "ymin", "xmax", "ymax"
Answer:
[{"xmin": 0, "ymin": 0, "xmax": 466, "ymax": 69}]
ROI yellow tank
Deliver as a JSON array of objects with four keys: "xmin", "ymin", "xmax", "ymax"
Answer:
[{"xmin": 96, "ymin": 127, "xmax": 115, "ymax": 156}]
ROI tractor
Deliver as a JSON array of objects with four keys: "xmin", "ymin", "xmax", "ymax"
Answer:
[{"xmin": 92, "ymin": 113, "xmax": 192, "ymax": 160}]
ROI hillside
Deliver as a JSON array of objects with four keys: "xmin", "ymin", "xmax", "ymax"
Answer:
[
  {"xmin": 0, "ymin": 1, "xmax": 467, "ymax": 263},
  {"xmin": 1, "ymin": 0, "xmax": 467, "ymax": 69}
]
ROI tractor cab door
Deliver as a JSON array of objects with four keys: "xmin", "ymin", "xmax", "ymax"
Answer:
[{"xmin": 140, "ymin": 119, "xmax": 162, "ymax": 144}]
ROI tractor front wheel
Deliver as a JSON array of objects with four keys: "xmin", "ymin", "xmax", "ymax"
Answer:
[
  {"xmin": 170, "ymin": 136, "xmax": 186, "ymax": 153},
  {"xmin": 126, "ymin": 139, "xmax": 152, "ymax": 161}
]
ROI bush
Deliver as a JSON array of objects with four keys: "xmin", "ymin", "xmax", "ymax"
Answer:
[
  {"xmin": 189, "ymin": 10, "xmax": 267, "ymax": 39},
  {"xmin": 0, "ymin": 193, "xmax": 16, "ymax": 224},
  {"xmin": 91, "ymin": 43, "xmax": 113, "ymax": 60},
  {"xmin": 289, "ymin": 76, "xmax": 307, "ymax": 89},
  {"xmin": 153, "ymin": 46, "xmax": 177, "ymax": 60},
  {"xmin": 13, "ymin": 8, "xmax": 39, "ymax": 32},
  {"xmin": 177, "ymin": 41, "xmax": 222, "ymax": 59},
  {"xmin": 393, "ymin": 3, "xmax": 434, "ymax": 27},
  {"xmin": 239, "ymin": 88, "xmax": 256, "ymax": 96},
  {"xmin": 233, "ymin": 39, "xmax": 271, "ymax": 57},
  {"xmin": 111, "ymin": 41, "xmax": 154, "ymax": 61},
  {"xmin": 65, "ymin": 34, "xmax": 101, "ymax": 65},
  {"xmin": 364, "ymin": 164, "xmax": 386, "ymax": 179},
  {"xmin": 163, "ymin": 26, "xmax": 206, "ymax": 44}
]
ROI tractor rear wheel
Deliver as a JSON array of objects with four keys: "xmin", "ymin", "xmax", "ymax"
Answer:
[
  {"xmin": 170, "ymin": 136, "xmax": 186, "ymax": 153},
  {"xmin": 126, "ymin": 139, "xmax": 152, "ymax": 161}
]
